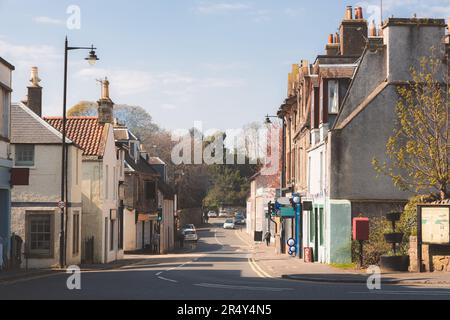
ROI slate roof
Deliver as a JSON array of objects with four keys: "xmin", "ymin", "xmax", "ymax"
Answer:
[
  {"xmin": 11, "ymin": 103, "xmax": 72, "ymax": 144},
  {"xmin": 45, "ymin": 117, "xmax": 107, "ymax": 157}
]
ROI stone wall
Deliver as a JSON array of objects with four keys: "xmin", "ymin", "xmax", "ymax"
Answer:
[{"xmin": 409, "ymin": 237, "xmax": 450, "ymax": 272}]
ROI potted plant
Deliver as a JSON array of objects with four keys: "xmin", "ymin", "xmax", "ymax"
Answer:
[{"xmin": 380, "ymin": 212, "xmax": 410, "ymax": 272}]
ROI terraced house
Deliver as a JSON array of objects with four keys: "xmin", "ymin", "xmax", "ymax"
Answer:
[
  {"xmin": 10, "ymin": 68, "xmax": 83, "ymax": 269},
  {"xmin": 46, "ymin": 78, "xmax": 125, "ymax": 264}
]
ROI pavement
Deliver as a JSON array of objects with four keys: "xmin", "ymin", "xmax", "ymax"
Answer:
[
  {"xmin": 0, "ymin": 219, "xmax": 449, "ymax": 300},
  {"xmin": 236, "ymin": 231, "xmax": 450, "ymax": 286}
]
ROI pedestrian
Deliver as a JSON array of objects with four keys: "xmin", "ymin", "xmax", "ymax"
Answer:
[
  {"xmin": 153, "ymin": 232, "xmax": 159, "ymax": 254},
  {"xmin": 264, "ymin": 231, "xmax": 271, "ymax": 247},
  {"xmin": 178, "ymin": 231, "xmax": 184, "ymax": 249}
]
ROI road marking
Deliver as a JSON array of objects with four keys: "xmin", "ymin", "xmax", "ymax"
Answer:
[
  {"xmin": 235, "ymin": 229, "xmax": 252, "ymax": 247},
  {"xmin": 214, "ymin": 229, "xmax": 225, "ymax": 246},
  {"xmin": 350, "ymin": 290, "xmax": 450, "ymax": 296},
  {"xmin": 194, "ymin": 283, "xmax": 293, "ymax": 292},
  {"xmin": 248, "ymin": 258, "xmax": 273, "ymax": 279},
  {"xmin": 158, "ymin": 276, "xmax": 178, "ymax": 283}
]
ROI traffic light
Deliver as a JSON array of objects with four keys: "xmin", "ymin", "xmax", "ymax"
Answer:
[
  {"xmin": 157, "ymin": 208, "xmax": 163, "ymax": 222},
  {"xmin": 268, "ymin": 201, "xmax": 275, "ymax": 217}
]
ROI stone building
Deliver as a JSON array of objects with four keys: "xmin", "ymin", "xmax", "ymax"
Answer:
[{"xmin": 0, "ymin": 57, "xmax": 14, "ymax": 269}]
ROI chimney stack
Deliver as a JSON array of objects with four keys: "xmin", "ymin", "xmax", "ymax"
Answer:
[
  {"xmin": 24, "ymin": 67, "xmax": 43, "ymax": 116},
  {"xmin": 97, "ymin": 77, "xmax": 114, "ymax": 124},
  {"xmin": 339, "ymin": 6, "xmax": 368, "ymax": 56},
  {"xmin": 345, "ymin": 6, "xmax": 353, "ymax": 20}
]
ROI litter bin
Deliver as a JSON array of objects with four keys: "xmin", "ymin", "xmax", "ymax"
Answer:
[
  {"xmin": 254, "ymin": 231, "xmax": 263, "ymax": 242},
  {"xmin": 304, "ymin": 247, "xmax": 314, "ymax": 263}
]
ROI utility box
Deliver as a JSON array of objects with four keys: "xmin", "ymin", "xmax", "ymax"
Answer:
[{"xmin": 353, "ymin": 218, "xmax": 370, "ymax": 241}]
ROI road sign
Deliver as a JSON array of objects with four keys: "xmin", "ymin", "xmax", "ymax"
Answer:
[{"xmin": 57, "ymin": 201, "xmax": 66, "ymax": 209}]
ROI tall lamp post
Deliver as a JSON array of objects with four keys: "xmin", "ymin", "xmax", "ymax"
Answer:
[{"xmin": 60, "ymin": 37, "xmax": 99, "ymax": 268}]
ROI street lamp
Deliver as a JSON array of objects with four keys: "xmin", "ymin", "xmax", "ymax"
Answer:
[
  {"xmin": 60, "ymin": 37, "xmax": 99, "ymax": 268},
  {"xmin": 264, "ymin": 114, "xmax": 279, "ymax": 125}
]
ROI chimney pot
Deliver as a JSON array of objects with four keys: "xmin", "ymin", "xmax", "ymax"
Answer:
[
  {"xmin": 355, "ymin": 7, "xmax": 363, "ymax": 20},
  {"xmin": 328, "ymin": 34, "xmax": 334, "ymax": 44},
  {"xmin": 369, "ymin": 20, "xmax": 377, "ymax": 37},
  {"xmin": 346, "ymin": 6, "xmax": 353, "ymax": 20}
]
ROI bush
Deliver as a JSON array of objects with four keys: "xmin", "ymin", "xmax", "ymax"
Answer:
[{"xmin": 352, "ymin": 194, "xmax": 438, "ymax": 267}]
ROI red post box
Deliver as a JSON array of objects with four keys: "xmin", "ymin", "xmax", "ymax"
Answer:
[{"xmin": 353, "ymin": 218, "xmax": 370, "ymax": 241}]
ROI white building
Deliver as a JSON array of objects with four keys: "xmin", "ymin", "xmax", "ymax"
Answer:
[
  {"xmin": 10, "ymin": 100, "xmax": 83, "ymax": 269},
  {"xmin": 0, "ymin": 57, "xmax": 14, "ymax": 269},
  {"xmin": 46, "ymin": 79, "xmax": 125, "ymax": 264}
]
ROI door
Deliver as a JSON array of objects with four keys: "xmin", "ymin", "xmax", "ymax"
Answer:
[{"xmin": 104, "ymin": 218, "xmax": 108, "ymax": 263}]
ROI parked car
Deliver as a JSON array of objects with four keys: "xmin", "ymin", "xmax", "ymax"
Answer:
[
  {"xmin": 223, "ymin": 219, "xmax": 235, "ymax": 230},
  {"xmin": 207, "ymin": 211, "xmax": 218, "ymax": 218},
  {"xmin": 219, "ymin": 211, "xmax": 228, "ymax": 217},
  {"xmin": 183, "ymin": 230, "xmax": 199, "ymax": 242},
  {"xmin": 181, "ymin": 224, "xmax": 196, "ymax": 232},
  {"xmin": 234, "ymin": 217, "xmax": 246, "ymax": 225}
]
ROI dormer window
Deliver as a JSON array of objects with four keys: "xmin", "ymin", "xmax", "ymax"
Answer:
[{"xmin": 328, "ymin": 80, "xmax": 339, "ymax": 114}]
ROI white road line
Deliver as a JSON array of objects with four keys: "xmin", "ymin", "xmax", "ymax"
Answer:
[
  {"xmin": 194, "ymin": 283, "xmax": 293, "ymax": 292},
  {"xmin": 214, "ymin": 229, "xmax": 225, "ymax": 246},
  {"xmin": 350, "ymin": 291, "xmax": 450, "ymax": 296},
  {"xmin": 158, "ymin": 276, "xmax": 178, "ymax": 283}
]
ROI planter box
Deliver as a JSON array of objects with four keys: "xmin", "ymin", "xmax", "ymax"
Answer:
[
  {"xmin": 386, "ymin": 212, "xmax": 401, "ymax": 222},
  {"xmin": 384, "ymin": 233, "xmax": 404, "ymax": 244},
  {"xmin": 380, "ymin": 255, "xmax": 410, "ymax": 272}
]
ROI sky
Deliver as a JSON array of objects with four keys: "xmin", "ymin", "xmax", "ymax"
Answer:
[{"xmin": 0, "ymin": 0, "xmax": 449, "ymax": 132}]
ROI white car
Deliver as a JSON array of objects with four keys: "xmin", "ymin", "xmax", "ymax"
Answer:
[
  {"xmin": 223, "ymin": 219, "xmax": 235, "ymax": 230},
  {"xmin": 183, "ymin": 230, "xmax": 199, "ymax": 242},
  {"xmin": 207, "ymin": 211, "xmax": 218, "ymax": 218}
]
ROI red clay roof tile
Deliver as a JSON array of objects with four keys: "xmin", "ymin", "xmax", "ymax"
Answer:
[{"xmin": 45, "ymin": 117, "xmax": 107, "ymax": 157}]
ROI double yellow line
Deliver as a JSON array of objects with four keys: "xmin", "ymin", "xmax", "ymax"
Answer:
[
  {"xmin": 233, "ymin": 229, "xmax": 274, "ymax": 279},
  {"xmin": 248, "ymin": 258, "xmax": 273, "ymax": 279}
]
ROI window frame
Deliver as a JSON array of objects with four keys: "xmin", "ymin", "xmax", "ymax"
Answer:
[
  {"xmin": 15, "ymin": 144, "xmax": 35, "ymax": 167},
  {"xmin": 26, "ymin": 212, "xmax": 54, "ymax": 259},
  {"xmin": 327, "ymin": 79, "xmax": 340, "ymax": 115},
  {"xmin": 72, "ymin": 212, "xmax": 80, "ymax": 256}
]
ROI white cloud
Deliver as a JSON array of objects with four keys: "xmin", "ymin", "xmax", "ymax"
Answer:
[
  {"xmin": 0, "ymin": 38, "xmax": 60, "ymax": 71},
  {"xmin": 195, "ymin": 2, "xmax": 250, "ymax": 14},
  {"xmin": 357, "ymin": 0, "xmax": 450, "ymax": 22},
  {"xmin": 33, "ymin": 16, "xmax": 64, "ymax": 26}
]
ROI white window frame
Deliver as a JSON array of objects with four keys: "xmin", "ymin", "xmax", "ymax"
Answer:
[
  {"xmin": 328, "ymin": 80, "xmax": 339, "ymax": 114},
  {"xmin": 15, "ymin": 144, "xmax": 35, "ymax": 167}
]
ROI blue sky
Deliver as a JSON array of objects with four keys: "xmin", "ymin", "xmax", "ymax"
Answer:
[{"xmin": 1, "ymin": 0, "xmax": 449, "ymax": 131}]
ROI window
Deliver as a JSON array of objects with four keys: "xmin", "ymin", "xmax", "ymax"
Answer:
[
  {"xmin": 110, "ymin": 219, "xmax": 115, "ymax": 252},
  {"xmin": 0, "ymin": 88, "xmax": 10, "ymax": 138},
  {"xmin": 73, "ymin": 212, "xmax": 80, "ymax": 255},
  {"xmin": 15, "ymin": 145, "xmax": 35, "ymax": 167},
  {"xmin": 319, "ymin": 208, "xmax": 324, "ymax": 246},
  {"xmin": 27, "ymin": 213, "xmax": 53, "ymax": 258},
  {"xmin": 145, "ymin": 181, "xmax": 156, "ymax": 201},
  {"xmin": 113, "ymin": 168, "xmax": 117, "ymax": 200},
  {"xmin": 75, "ymin": 149, "xmax": 79, "ymax": 185},
  {"xmin": 105, "ymin": 165, "xmax": 109, "ymax": 199},
  {"xmin": 319, "ymin": 152, "xmax": 324, "ymax": 193},
  {"xmin": 328, "ymin": 80, "xmax": 339, "ymax": 114}
]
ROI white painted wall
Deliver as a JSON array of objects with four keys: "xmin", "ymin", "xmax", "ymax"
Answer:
[
  {"xmin": 81, "ymin": 124, "xmax": 124, "ymax": 264},
  {"xmin": 11, "ymin": 144, "xmax": 82, "ymax": 269}
]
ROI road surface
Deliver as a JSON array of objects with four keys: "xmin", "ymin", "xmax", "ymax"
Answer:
[{"xmin": 1, "ymin": 219, "xmax": 449, "ymax": 300}]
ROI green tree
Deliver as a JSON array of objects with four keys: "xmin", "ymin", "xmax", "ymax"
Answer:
[{"xmin": 373, "ymin": 52, "xmax": 450, "ymax": 200}]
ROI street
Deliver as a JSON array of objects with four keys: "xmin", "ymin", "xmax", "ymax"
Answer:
[{"xmin": 1, "ymin": 219, "xmax": 450, "ymax": 300}]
